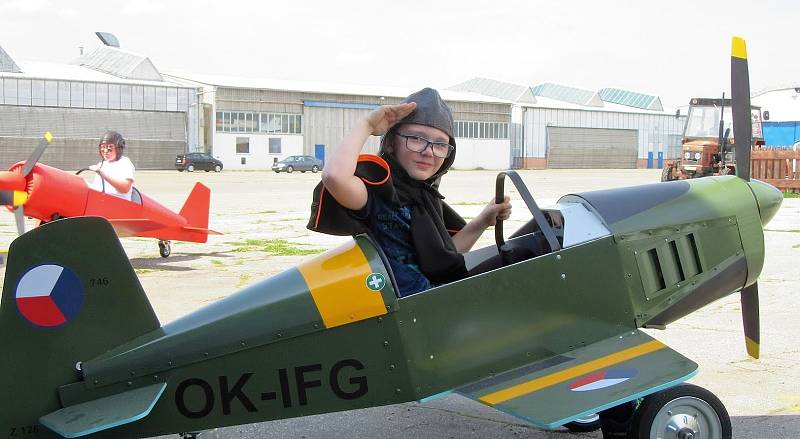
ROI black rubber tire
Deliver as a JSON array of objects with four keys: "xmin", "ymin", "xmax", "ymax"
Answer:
[
  {"xmin": 311, "ymin": 165, "xmax": 319, "ymax": 173},
  {"xmin": 286, "ymin": 166, "xmax": 293, "ymax": 173},
  {"xmin": 214, "ymin": 165, "xmax": 222, "ymax": 172},
  {"xmin": 599, "ymin": 401, "xmax": 637, "ymax": 438},
  {"xmin": 158, "ymin": 241, "xmax": 171, "ymax": 258},
  {"xmin": 187, "ymin": 164, "xmax": 195, "ymax": 172},
  {"xmin": 661, "ymin": 165, "xmax": 674, "ymax": 182},
  {"xmin": 629, "ymin": 384, "xmax": 731, "ymax": 439},
  {"xmin": 565, "ymin": 413, "xmax": 601, "ymax": 432}
]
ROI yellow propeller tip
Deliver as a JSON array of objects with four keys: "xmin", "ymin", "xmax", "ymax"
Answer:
[
  {"xmin": 732, "ymin": 36, "xmax": 747, "ymax": 60},
  {"xmin": 745, "ymin": 337, "xmax": 759, "ymax": 359},
  {"xmin": 44, "ymin": 132, "xmax": 53, "ymax": 143}
]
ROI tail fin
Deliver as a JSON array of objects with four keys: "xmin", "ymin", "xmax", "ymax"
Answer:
[
  {"xmin": 0, "ymin": 217, "xmax": 159, "ymax": 437},
  {"xmin": 179, "ymin": 182, "xmax": 211, "ymax": 229}
]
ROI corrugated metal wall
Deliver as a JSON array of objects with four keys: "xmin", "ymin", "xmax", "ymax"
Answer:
[
  {"xmin": 524, "ymin": 108, "xmax": 686, "ymax": 160},
  {"xmin": 0, "ymin": 106, "xmax": 186, "ymax": 169},
  {"xmin": 546, "ymin": 127, "xmax": 638, "ymax": 168},
  {"xmin": 303, "ymin": 107, "xmax": 380, "ymax": 157}
]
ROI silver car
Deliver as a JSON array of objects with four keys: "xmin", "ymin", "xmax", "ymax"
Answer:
[{"xmin": 272, "ymin": 155, "xmax": 323, "ymax": 173}]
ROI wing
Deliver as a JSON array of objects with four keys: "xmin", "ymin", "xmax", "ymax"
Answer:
[{"xmin": 454, "ymin": 330, "xmax": 697, "ymax": 429}]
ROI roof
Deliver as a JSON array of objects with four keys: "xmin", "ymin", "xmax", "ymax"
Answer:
[
  {"xmin": 72, "ymin": 46, "xmax": 163, "ymax": 82},
  {"xmin": 752, "ymin": 88, "xmax": 800, "ymax": 122},
  {"xmin": 0, "ymin": 46, "xmax": 21, "ymax": 73},
  {"xmin": 163, "ymin": 72, "xmax": 513, "ymax": 105},
  {"xmin": 598, "ymin": 88, "xmax": 663, "ymax": 111},
  {"xmin": 531, "ymin": 83, "xmax": 603, "ymax": 107},
  {"xmin": 0, "ymin": 60, "xmax": 191, "ymax": 88},
  {"xmin": 448, "ymin": 78, "xmax": 537, "ymax": 104}
]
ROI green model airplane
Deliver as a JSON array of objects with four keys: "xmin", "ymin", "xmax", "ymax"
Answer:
[{"xmin": 0, "ymin": 37, "xmax": 781, "ymax": 439}]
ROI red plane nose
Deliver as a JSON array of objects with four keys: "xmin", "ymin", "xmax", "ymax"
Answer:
[{"xmin": 0, "ymin": 170, "xmax": 28, "ymax": 207}]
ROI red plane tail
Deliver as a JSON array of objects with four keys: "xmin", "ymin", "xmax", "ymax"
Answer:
[{"xmin": 179, "ymin": 182, "xmax": 212, "ymax": 229}]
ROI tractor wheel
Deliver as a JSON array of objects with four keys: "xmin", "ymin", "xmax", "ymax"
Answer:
[
  {"xmin": 661, "ymin": 165, "xmax": 674, "ymax": 182},
  {"xmin": 628, "ymin": 384, "xmax": 731, "ymax": 439}
]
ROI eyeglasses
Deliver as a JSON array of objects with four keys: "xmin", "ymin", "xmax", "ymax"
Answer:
[
  {"xmin": 99, "ymin": 143, "xmax": 116, "ymax": 152},
  {"xmin": 395, "ymin": 133, "xmax": 453, "ymax": 158}
]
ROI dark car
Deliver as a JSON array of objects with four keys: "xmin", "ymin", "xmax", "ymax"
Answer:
[
  {"xmin": 176, "ymin": 153, "xmax": 223, "ymax": 172},
  {"xmin": 271, "ymin": 155, "xmax": 323, "ymax": 173}
]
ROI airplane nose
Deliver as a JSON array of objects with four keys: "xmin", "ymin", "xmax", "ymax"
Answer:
[{"xmin": 748, "ymin": 179, "xmax": 783, "ymax": 226}]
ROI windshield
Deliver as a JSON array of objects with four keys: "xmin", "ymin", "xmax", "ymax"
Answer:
[{"xmin": 684, "ymin": 105, "xmax": 733, "ymax": 139}]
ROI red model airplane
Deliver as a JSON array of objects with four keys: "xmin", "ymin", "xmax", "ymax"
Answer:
[{"xmin": 0, "ymin": 133, "xmax": 221, "ymax": 257}]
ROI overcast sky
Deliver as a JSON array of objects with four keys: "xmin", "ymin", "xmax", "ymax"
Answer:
[{"xmin": 0, "ymin": 0, "xmax": 796, "ymax": 110}]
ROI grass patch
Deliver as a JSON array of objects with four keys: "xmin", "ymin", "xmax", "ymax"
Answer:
[
  {"xmin": 236, "ymin": 274, "xmax": 252, "ymax": 288},
  {"xmin": 227, "ymin": 239, "xmax": 323, "ymax": 256},
  {"xmin": 210, "ymin": 259, "xmax": 224, "ymax": 266},
  {"xmin": 793, "ymin": 243, "xmax": 800, "ymax": 249},
  {"xmin": 135, "ymin": 268, "xmax": 161, "ymax": 275},
  {"xmin": 784, "ymin": 192, "xmax": 800, "ymax": 198},
  {"xmin": 252, "ymin": 210, "xmax": 278, "ymax": 214},
  {"xmin": 765, "ymin": 229, "xmax": 800, "ymax": 233}
]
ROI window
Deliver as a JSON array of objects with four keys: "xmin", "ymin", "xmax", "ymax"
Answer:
[
  {"xmin": 155, "ymin": 87, "xmax": 167, "ymax": 111},
  {"xmin": 17, "ymin": 79, "xmax": 31, "ymax": 105},
  {"xmin": 44, "ymin": 81, "xmax": 57, "ymax": 106},
  {"xmin": 96, "ymin": 83, "xmax": 109, "ymax": 109},
  {"xmin": 166, "ymin": 88, "xmax": 178, "ymax": 111},
  {"xmin": 269, "ymin": 138, "xmax": 281, "ymax": 153},
  {"xmin": 453, "ymin": 120, "xmax": 510, "ymax": 139},
  {"xmin": 57, "ymin": 81, "xmax": 70, "ymax": 107},
  {"xmin": 216, "ymin": 112, "xmax": 223, "ymax": 132},
  {"xmin": 236, "ymin": 137, "xmax": 250, "ymax": 154},
  {"xmin": 31, "ymin": 80, "xmax": 44, "ymax": 106},
  {"xmin": 84, "ymin": 83, "xmax": 96, "ymax": 108},
  {"xmin": 70, "ymin": 82, "xmax": 83, "ymax": 107},
  {"xmin": 131, "ymin": 86, "xmax": 144, "ymax": 110},
  {"xmin": 143, "ymin": 86, "xmax": 155, "ymax": 110},
  {"xmin": 108, "ymin": 84, "xmax": 120, "ymax": 109},
  {"xmin": 120, "ymin": 85, "xmax": 132, "ymax": 109},
  {"xmin": 3, "ymin": 78, "xmax": 17, "ymax": 104}
]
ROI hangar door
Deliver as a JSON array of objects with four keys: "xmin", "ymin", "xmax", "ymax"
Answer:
[{"xmin": 547, "ymin": 127, "xmax": 638, "ymax": 168}]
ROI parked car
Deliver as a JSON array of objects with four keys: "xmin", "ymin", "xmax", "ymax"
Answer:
[
  {"xmin": 272, "ymin": 155, "xmax": 323, "ymax": 173},
  {"xmin": 176, "ymin": 153, "xmax": 223, "ymax": 172}
]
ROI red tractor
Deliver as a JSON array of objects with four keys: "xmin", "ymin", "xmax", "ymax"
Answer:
[{"xmin": 662, "ymin": 97, "xmax": 764, "ymax": 181}]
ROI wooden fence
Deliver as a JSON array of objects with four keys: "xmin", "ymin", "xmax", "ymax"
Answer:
[{"xmin": 751, "ymin": 149, "xmax": 800, "ymax": 192}]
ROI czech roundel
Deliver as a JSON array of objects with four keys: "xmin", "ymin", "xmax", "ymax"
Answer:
[
  {"xmin": 15, "ymin": 264, "xmax": 83, "ymax": 327},
  {"xmin": 568, "ymin": 368, "xmax": 638, "ymax": 392}
]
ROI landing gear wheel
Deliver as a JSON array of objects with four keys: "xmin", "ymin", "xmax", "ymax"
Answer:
[
  {"xmin": 158, "ymin": 240, "xmax": 171, "ymax": 258},
  {"xmin": 599, "ymin": 400, "xmax": 637, "ymax": 438},
  {"xmin": 286, "ymin": 165, "xmax": 294, "ymax": 173},
  {"xmin": 629, "ymin": 384, "xmax": 731, "ymax": 439},
  {"xmin": 565, "ymin": 413, "xmax": 601, "ymax": 432}
]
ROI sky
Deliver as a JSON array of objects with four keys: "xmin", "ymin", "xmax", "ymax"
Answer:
[{"xmin": 0, "ymin": 0, "xmax": 797, "ymax": 110}]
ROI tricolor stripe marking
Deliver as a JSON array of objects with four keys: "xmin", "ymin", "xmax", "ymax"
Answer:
[
  {"xmin": 15, "ymin": 264, "xmax": 83, "ymax": 327},
  {"xmin": 568, "ymin": 368, "xmax": 638, "ymax": 392},
  {"xmin": 479, "ymin": 340, "xmax": 665, "ymax": 405}
]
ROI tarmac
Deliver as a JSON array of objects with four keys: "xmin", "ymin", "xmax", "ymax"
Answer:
[{"xmin": 1, "ymin": 168, "xmax": 798, "ymax": 438}]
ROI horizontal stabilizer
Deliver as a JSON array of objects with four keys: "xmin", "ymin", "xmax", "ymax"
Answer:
[
  {"xmin": 182, "ymin": 225, "xmax": 223, "ymax": 235},
  {"xmin": 455, "ymin": 330, "xmax": 697, "ymax": 429},
  {"xmin": 39, "ymin": 382, "xmax": 166, "ymax": 438},
  {"xmin": 108, "ymin": 218, "xmax": 168, "ymax": 236}
]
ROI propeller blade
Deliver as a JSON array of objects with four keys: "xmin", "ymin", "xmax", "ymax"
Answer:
[
  {"xmin": 21, "ymin": 131, "xmax": 53, "ymax": 177},
  {"xmin": 731, "ymin": 36, "xmax": 752, "ymax": 181},
  {"xmin": 13, "ymin": 206, "xmax": 25, "ymax": 235},
  {"xmin": 740, "ymin": 282, "xmax": 760, "ymax": 359}
]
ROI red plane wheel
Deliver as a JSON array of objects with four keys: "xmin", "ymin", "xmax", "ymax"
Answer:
[
  {"xmin": 158, "ymin": 240, "xmax": 171, "ymax": 258},
  {"xmin": 628, "ymin": 384, "xmax": 731, "ymax": 439}
]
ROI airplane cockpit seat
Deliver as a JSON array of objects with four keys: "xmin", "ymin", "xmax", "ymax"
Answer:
[{"xmin": 130, "ymin": 187, "xmax": 143, "ymax": 205}]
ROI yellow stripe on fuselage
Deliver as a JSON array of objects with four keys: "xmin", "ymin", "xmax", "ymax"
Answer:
[
  {"xmin": 298, "ymin": 240, "xmax": 387, "ymax": 328},
  {"xmin": 479, "ymin": 340, "xmax": 666, "ymax": 405},
  {"xmin": 732, "ymin": 36, "xmax": 747, "ymax": 60}
]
